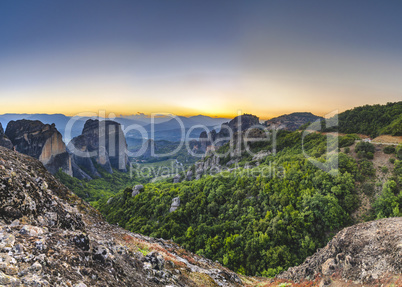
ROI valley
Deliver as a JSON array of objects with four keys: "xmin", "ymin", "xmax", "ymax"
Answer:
[
  {"xmin": 2, "ymin": 2, "xmax": 402, "ymax": 285},
  {"xmin": 1, "ymin": 102, "xmax": 401, "ymax": 286}
]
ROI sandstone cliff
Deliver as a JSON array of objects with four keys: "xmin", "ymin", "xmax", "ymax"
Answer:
[
  {"xmin": 0, "ymin": 123, "xmax": 12, "ymax": 149},
  {"xmin": 68, "ymin": 119, "xmax": 128, "ymax": 178},
  {"xmin": 5, "ymin": 120, "xmax": 72, "ymax": 176}
]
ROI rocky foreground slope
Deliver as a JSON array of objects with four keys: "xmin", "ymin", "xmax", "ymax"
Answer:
[
  {"xmin": 0, "ymin": 146, "xmax": 246, "ymax": 286},
  {"xmin": 0, "ymin": 145, "xmax": 401, "ymax": 286},
  {"xmin": 277, "ymin": 217, "xmax": 402, "ymax": 286}
]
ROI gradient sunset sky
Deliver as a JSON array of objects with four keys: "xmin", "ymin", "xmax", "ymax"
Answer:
[{"xmin": 0, "ymin": 1, "xmax": 401, "ymax": 119}]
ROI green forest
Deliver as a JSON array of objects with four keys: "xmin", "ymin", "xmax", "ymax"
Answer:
[
  {"xmin": 94, "ymin": 132, "xmax": 401, "ymax": 276},
  {"xmin": 57, "ymin": 102, "xmax": 402, "ymax": 277},
  {"xmin": 325, "ymin": 101, "xmax": 402, "ymax": 137}
]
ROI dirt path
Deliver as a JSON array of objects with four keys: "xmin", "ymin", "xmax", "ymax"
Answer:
[{"xmin": 372, "ymin": 135, "xmax": 402, "ymax": 145}]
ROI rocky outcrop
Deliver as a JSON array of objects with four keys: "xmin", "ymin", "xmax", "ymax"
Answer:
[
  {"xmin": 169, "ymin": 197, "xmax": 180, "ymax": 212},
  {"xmin": 5, "ymin": 120, "xmax": 72, "ymax": 176},
  {"xmin": 222, "ymin": 114, "xmax": 260, "ymax": 135},
  {"xmin": 193, "ymin": 155, "xmax": 221, "ymax": 180},
  {"xmin": 199, "ymin": 114, "xmax": 260, "ymax": 151},
  {"xmin": 0, "ymin": 146, "xmax": 244, "ymax": 286},
  {"xmin": 68, "ymin": 119, "xmax": 128, "ymax": 178},
  {"xmin": 277, "ymin": 217, "xmax": 402, "ymax": 285},
  {"xmin": 132, "ymin": 185, "xmax": 144, "ymax": 197},
  {"xmin": 264, "ymin": 112, "xmax": 323, "ymax": 131},
  {"xmin": 0, "ymin": 123, "xmax": 12, "ymax": 149},
  {"xmin": 173, "ymin": 174, "xmax": 181, "ymax": 183}
]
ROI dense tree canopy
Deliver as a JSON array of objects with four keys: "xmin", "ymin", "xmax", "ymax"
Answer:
[
  {"xmin": 57, "ymin": 103, "xmax": 402, "ymax": 277},
  {"xmin": 325, "ymin": 101, "xmax": 402, "ymax": 137},
  {"xmin": 96, "ymin": 132, "xmax": 369, "ymax": 276}
]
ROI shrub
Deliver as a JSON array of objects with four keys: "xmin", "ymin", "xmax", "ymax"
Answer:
[
  {"xmin": 339, "ymin": 135, "xmax": 357, "ymax": 148},
  {"xmin": 396, "ymin": 144, "xmax": 402, "ymax": 160},
  {"xmin": 359, "ymin": 159, "xmax": 376, "ymax": 177},
  {"xmin": 357, "ymin": 151, "xmax": 365, "ymax": 159},
  {"xmin": 344, "ymin": 147, "xmax": 350, "ymax": 154},
  {"xmin": 362, "ymin": 182, "xmax": 375, "ymax": 196},
  {"xmin": 366, "ymin": 152, "xmax": 374, "ymax": 159},
  {"xmin": 355, "ymin": 141, "xmax": 375, "ymax": 154},
  {"xmin": 355, "ymin": 142, "xmax": 375, "ymax": 159},
  {"xmin": 383, "ymin": 146, "xmax": 395, "ymax": 154},
  {"xmin": 389, "ymin": 158, "xmax": 395, "ymax": 164},
  {"xmin": 381, "ymin": 166, "xmax": 389, "ymax": 173}
]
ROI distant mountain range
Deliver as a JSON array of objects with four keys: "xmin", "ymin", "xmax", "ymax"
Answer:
[{"xmin": 0, "ymin": 113, "xmax": 230, "ymax": 142}]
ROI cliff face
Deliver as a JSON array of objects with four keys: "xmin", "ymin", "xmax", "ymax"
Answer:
[
  {"xmin": 5, "ymin": 120, "xmax": 72, "ymax": 176},
  {"xmin": 0, "ymin": 123, "xmax": 13, "ymax": 149},
  {"xmin": 68, "ymin": 119, "xmax": 128, "ymax": 178},
  {"xmin": 0, "ymin": 146, "xmax": 244, "ymax": 286}
]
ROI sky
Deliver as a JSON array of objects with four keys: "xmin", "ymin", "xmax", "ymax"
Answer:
[{"xmin": 0, "ymin": 1, "xmax": 401, "ymax": 119}]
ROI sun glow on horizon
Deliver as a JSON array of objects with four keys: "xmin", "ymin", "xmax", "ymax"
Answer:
[{"xmin": 1, "ymin": 2, "xmax": 402, "ymax": 120}]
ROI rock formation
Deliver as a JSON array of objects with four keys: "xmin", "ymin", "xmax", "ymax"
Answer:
[
  {"xmin": 277, "ymin": 217, "xmax": 402, "ymax": 285},
  {"xmin": 0, "ymin": 146, "xmax": 244, "ymax": 286},
  {"xmin": 5, "ymin": 120, "xmax": 72, "ymax": 176},
  {"xmin": 169, "ymin": 197, "xmax": 180, "ymax": 212},
  {"xmin": 132, "ymin": 185, "xmax": 144, "ymax": 197},
  {"xmin": 264, "ymin": 112, "xmax": 323, "ymax": 131},
  {"xmin": 173, "ymin": 174, "xmax": 181, "ymax": 183},
  {"xmin": 68, "ymin": 119, "xmax": 128, "ymax": 178},
  {"xmin": 0, "ymin": 123, "xmax": 13, "ymax": 149},
  {"xmin": 193, "ymin": 155, "xmax": 221, "ymax": 180},
  {"xmin": 199, "ymin": 114, "xmax": 260, "ymax": 152}
]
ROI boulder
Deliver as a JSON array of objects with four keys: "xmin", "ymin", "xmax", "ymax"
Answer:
[
  {"xmin": 186, "ymin": 170, "xmax": 193, "ymax": 181},
  {"xmin": 144, "ymin": 251, "xmax": 165, "ymax": 270},
  {"xmin": 169, "ymin": 197, "xmax": 180, "ymax": 212},
  {"xmin": 277, "ymin": 217, "xmax": 402, "ymax": 284},
  {"xmin": 132, "ymin": 185, "xmax": 144, "ymax": 197}
]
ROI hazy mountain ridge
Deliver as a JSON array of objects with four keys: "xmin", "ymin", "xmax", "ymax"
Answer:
[{"xmin": 0, "ymin": 114, "xmax": 230, "ymax": 141}]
